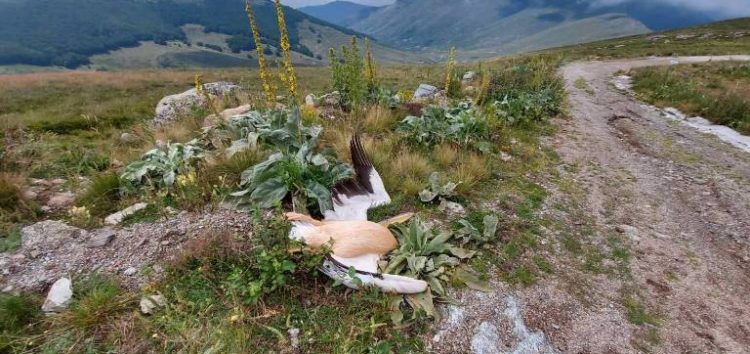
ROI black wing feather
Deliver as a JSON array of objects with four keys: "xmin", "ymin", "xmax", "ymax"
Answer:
[{"xmin": 331, "ymin": 134, "xmax": 374, "ymax": 202}]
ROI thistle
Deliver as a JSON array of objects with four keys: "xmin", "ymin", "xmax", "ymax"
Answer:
[
  {"xmin": 363, "ymin": 37, "xmax": 377, "ymax": 92},
  {"xmin": 444, "ymin": 47, "xmax": 457, "ymax": 93},
  {"xmin": 244, "ymin": 0, "xmax": 276, "ymax": 106},
  {"xmin": 274, "ymin": 0, "xmax": 298, "ymax": 102}
]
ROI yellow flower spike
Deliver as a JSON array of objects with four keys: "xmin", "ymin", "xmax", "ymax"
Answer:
[
  {"xmin": 444, "ymin": 47, "xmax": 457, "ymax": 93},
  {"xmin": 274, "ymin": 0, "xmax": 298, "ymax": 102},
  {"xmin": 244, "ymin": 0, "xmax": 276, "ymax": 107}
]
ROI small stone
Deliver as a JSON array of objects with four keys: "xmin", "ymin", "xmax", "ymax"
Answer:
[
  {"xmin": 119, "ymin": 132, "xmax": 138, "ymax": 145},
  {"xmin": 47, "ymin": 192, "xmax": 75, "ymax": 208},
  {"xmin": 23, "ymin": 190, "xmax": 38, "ymax": 200},
  {"xmin": 500, "ymin": 152, "xmax": 513, "ymax": 162},
  {"xmin": 140, "ymin": 294, "xmax": 167, "ymax": 314},
  {"xmin": 439, "ymin": 200, "xmax": 465, "ymax": 216},
  {"xmin": 471, "ymin": 322, "xmax": 501, "ymax": 354},
  {"xmin": 42, "ymin": 278, "xmax": 73, "ymax": 313},
  {"xmin": 86, "ymin": 228, "xmax": 116, "ymax": 248},
  {"xmin": 2, "ymin": 285, "xmax": 13, "ymax": 293},
  {"xmin": 123, "ymin": 267, "xmax": 137, "ymax": 276},
  {"xmin": 289, "ymin": 327, "xmax": 301, "ymax": 349},
  {"xmin": 305, "ymin": 94, "xmax": 315, "ymax": 107},
  {"xmin": 50, "ymin": 178, "xmax": 66, "ymax": 186}
]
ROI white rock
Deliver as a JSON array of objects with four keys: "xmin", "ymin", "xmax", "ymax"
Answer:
[
  {"xmin": 305, "ymin": 94, "xmax": 316, "ymax": 107},
  {"xmin": 104, "ymin": 203, "xmax": 148, "ymax": 225},
  {"xmin": 154, "ymin": 81, "xmax": 242, "ymax": 124},
  {"xmin": 123, "ymin": 267, "xmax": 137, "ymax": 276},
  {"xmin": 288, "ymin": 327, "xmax": 301, "ymax": 348},
  {"xmin": 22, "ymin": 190, "xmax": 38, "ymax": 200},
  {"xmin": 413, "ymin": 84, "xmax": 439, "ymax": 100},
  {"xmin": 42, "ymin": 278, "xmax": 73, "ymax": 313},
  {"xmin": 462, "ymin": 71, "xmax": 476, "ymax": 84},
  {"xmin": 439, "ymin": 200, "xmax": 465, "ymax": 216},
  {"xmin": 500, "ymin": 152, "xmax": 513, "ymax": 162},
  {"xmin": 616, "ymin": 225, "xmax": 639, "ymax": 240},
  {"xmin": 140, "ymin": 294, "xmax": 167, "ymax": 314}
]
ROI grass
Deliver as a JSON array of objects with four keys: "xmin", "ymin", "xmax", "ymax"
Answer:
[
  {"xmin": 0, "ymin": 50, "xmax": 569, "ymax": 352},
  {"xmin": 631, "ymin": 61, "xmax": 750, "ymax": 134}
]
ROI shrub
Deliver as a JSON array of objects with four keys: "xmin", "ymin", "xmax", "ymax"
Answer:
[
  {"xmin": 230, "ymin": 109, "xmax": 352, "ymax": 214},
  {"xmin": 329, "ymin": 37, "xmax": 367, "ymax": 106},
  {"xmin": 485, "ymin": 56, "xmax": 564, "ymax": 124},
  {"xmin": 120, "ymin": 139, "xmax": 206, "ymax": 192},
  {"xmin": 398, "ymin": 102, "xmax": 491, "ymax": 152}
]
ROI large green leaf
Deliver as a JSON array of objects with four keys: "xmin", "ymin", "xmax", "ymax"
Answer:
[{"xmin": 250, "ymin": 177, "xmax": 289, "ymax": 208}]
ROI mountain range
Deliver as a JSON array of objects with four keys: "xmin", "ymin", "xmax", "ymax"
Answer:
[
  {"xmin": 299, "ymin": 1, "xmax": 381, "ymax": 28},
  {"xmin": 302, "ymin": 0, "xmax": 719, "ymax": 56}
]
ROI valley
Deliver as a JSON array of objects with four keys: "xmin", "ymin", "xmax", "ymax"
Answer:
[{"xmin": 1, "ymin": 1, "xmax": 750, "ymax": 353}]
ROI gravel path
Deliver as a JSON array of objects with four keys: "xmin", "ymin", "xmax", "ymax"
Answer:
[
  {"xmin": 431, "ymin": 56, "xmax": 750, "ymax": 354},
  {"xmin": 551, "ymin": 56, "xmax": 750, "ymax": 353}
]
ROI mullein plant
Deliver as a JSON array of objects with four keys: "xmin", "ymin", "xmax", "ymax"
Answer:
[
  {"xmin": 244, "ymin": 0, "xmax": 276, "ymax": 107},
  {"xmin": 444, "ymin": 47, "xmax": 461, "ymax": 98},
  {"xmin": 274, "ymin": 0, "xmax": 298, "ymax": 103},
  {"xmin": 194, "ymin": 74, "xmax": 219, "ymax": 117},
  {"xmin": 363, "ymin": 37, "xmax": 377, "ymax": 93}
]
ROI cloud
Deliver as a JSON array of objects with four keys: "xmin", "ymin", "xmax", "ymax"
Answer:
[{"xmin": 589, "ymin": 0, "xmax": 750, "ymax": 18}]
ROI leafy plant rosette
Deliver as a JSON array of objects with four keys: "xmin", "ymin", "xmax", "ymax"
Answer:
[
  {"xmin": 397, "ymin": 101, "xmax": 492, "ymax": 152},
  {"xmin": 229, "ymin": 109, "xmax": 353, "ymax": 214},
  {"xmin": 385, "ymin": 218, "xmax": 491, "ymax": 321},
  {"xmin": 120, "ymin": 139, "xmax": 206, "ymax": 191}
]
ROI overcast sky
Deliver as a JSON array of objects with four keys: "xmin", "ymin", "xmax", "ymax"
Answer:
[
  {"xmin": 281, "ymin": 0, "xmax": 750, "ymax": 17},
  {"xmin": 281, "ymin": 0, "xmax": 394, "ymax": 8}
]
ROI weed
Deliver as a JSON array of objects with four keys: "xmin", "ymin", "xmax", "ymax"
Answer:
[
  {"xmin": 623, "ymin": 296, "xmax": 660, "ymax": 326},
  {"xmin": 75, "ymin": 171, "xmax": 122, "ymax": 218}
]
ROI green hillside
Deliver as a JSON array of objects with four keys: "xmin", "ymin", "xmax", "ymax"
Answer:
[{"xmin": 0, "ymin": 0, "xmax": 361, "ymax": 68}]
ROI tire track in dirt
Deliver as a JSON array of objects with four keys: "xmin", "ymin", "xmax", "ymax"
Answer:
[{"xmin": 546, "ymin": 56, "xmax": 750, "ymax": 353}]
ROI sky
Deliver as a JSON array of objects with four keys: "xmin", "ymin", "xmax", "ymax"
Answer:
[
  {"xmin": 281, "ymin": 0, "xmax": 394, "ymax": 8},
  {"xmin": 281, "ymin": 0, "xmax": 750, "ymax": 18}
]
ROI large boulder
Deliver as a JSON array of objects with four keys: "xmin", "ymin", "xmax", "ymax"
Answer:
[
  {"xmin": 154, "ymin": 81, "xmax": 242, "ymax": 125},
  {"xmin": 22, "ymin": 220, "xmax": 85, "ymax": 253}
]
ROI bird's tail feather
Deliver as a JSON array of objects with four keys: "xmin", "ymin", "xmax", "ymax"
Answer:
[{"xmin": 320, "ymin": 256, "xmax": 427, "ymax": 294}]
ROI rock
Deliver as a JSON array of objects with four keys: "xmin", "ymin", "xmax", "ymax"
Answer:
[
  {"xmin": 123, "ymin": 267, "xmax": 137, "ymax": 276},
  {"xmin": 225, "ymin": 139, "xmax": 251, "ymax": 158},
  {"xmin": 30, "ymin": 178, "xmax": 50, "ymax": 187},
  {"xmin": 22, "ymin": 220, "xmax": 85, "ymax": 251},
  {"xmin": 462, "ymin": 71, "xmax": 476, "ymax": 84},
  {"xmin": 86, "ymin": 228, "xmax": 116, "ymax": 248},
  {"xmin": 471, "ymin": 322, "xmax": 501, "ymax": 354},
  {"xmin": 42, "ymin": 278, "xmax": 73, "ymax": 313},
  {"xmin": 304, "ymin": 94, "xmax": 315, "ymax": 107},
  {"xmin": 289, "ymin": 328, "xmax": 301, "ymax": 349},
  {"xmin": 154, "ymin": 81, "xmax": 242, "ymax": 125},
  {"xmin": 50, "ymin": 178, "xmax": 66, "ymax": 186},
  {"xmin": 47, "ymin": 192, "xmax": 75, "ymax": 208},
  {"xmin": 219, "ymin": 104, "xmax": 252, "ymax": 121},
  {"xmin": 22, "ymin": 190, "xmax": 38, "ymax": 200},
  {"xmin": 104, "ymin": 202, "xmax": 148, "ymax": 225},
  {"xmin": 413, "ymin": 84, "xmax": 439, "ymax": 100},
  {"xmin": 500, "ymin": 152, "xmax": 513, "ymax": 162},
  {"xmin": 2, "ymin": 285, "xmax": 13, "ymax": 293},
  {"xmin": 439, "ymin": 200, "xmax": 465, "ymax": 216},
  {"xmin": 119, "ymin": 132, "xmax": 138, "ymax": 145},
  {"xmin": 319, "ymin": 91, "xmax": 341, "ymax": 106},
  {"xmin": 140, "ymin": 294, "xmax": 167, "ymax": 314}
]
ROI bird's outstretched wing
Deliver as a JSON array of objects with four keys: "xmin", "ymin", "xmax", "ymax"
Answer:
[{"xmin": 324, "ymin": 134, "xmax": 391, "ymax": 221}]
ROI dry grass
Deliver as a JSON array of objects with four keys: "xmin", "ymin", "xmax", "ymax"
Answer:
[
  {"xmin": 432, "ymin": 143, "xmax": 460, "ymax": 168},
  {"xmin": 362, "ymin": 105, "xmax": 400, "ymax": 133}
]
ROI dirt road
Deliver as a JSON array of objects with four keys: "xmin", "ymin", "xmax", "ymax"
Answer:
[{"xmin": 431, "ymin": 56, "xmax": 750, "ymax": 353}]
